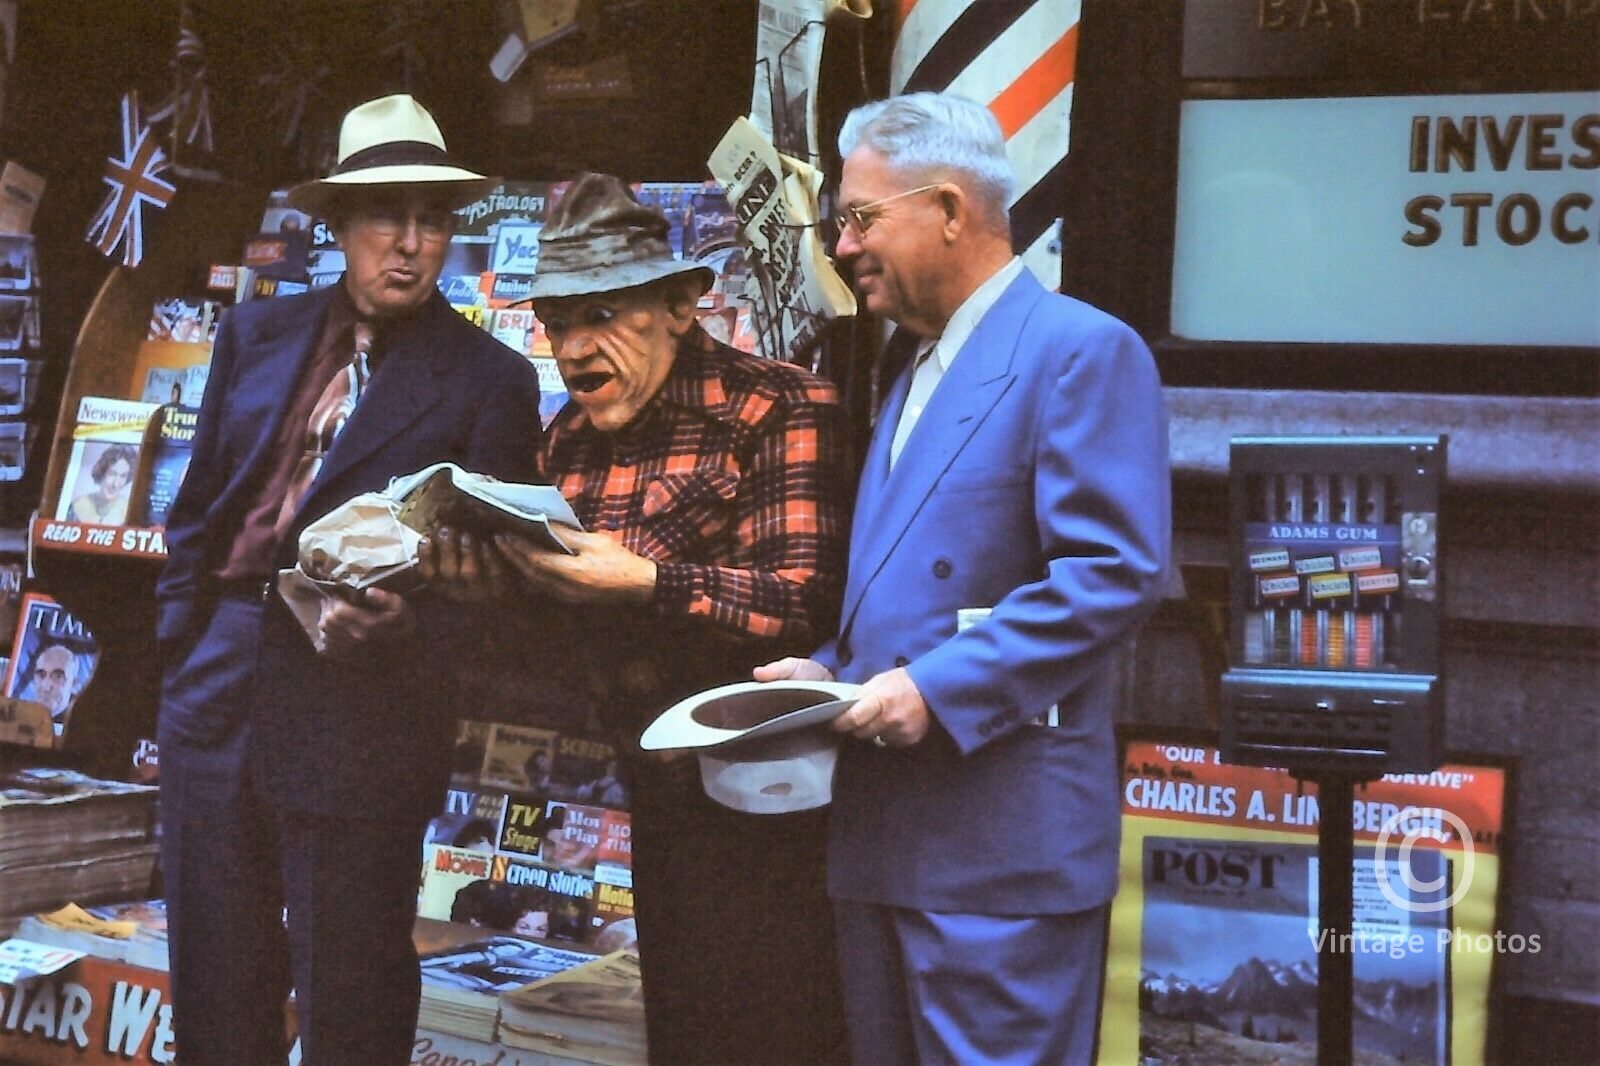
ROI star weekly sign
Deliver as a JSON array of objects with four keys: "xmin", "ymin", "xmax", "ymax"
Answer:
[{"xmin": 85, "ymin": 91, "xmax": 177, "ymax": 269}]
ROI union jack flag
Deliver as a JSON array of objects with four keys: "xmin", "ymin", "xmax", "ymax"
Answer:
[{"xmin": 85, "ymin": 91, "xmax": 177, "ymax": 268}]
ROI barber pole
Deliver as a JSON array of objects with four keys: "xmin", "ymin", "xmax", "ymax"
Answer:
[{"xmin": 891, "ymin": 0, "xmax": 1080, "ymax": 290}]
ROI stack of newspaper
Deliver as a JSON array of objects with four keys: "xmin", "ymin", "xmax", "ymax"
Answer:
[
  {"xmin": 417, "ymin": 933, "xmax": 595, "ymax": 1043},
  {"xmin": 0, "ymin": 768, "xmax": 158, "ymax": 933},
  {"xmin": 499, "ymin": 948, "xmax": 647, "ymax": 1066}
]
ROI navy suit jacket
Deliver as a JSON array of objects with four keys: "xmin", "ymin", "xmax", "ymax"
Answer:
[
  {"xmin": 155, "ymin": 286, "xmax": 542, "ymax": 818},
  {"xmin": 818, "ymin": 270, "xmax": 1170, "ymax": 915}
]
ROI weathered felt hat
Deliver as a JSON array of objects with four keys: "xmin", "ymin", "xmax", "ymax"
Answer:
[
  {"xmin": 287, "ymin": 94, "xmax": 494, "ymax": 215},
  {"xmin": 527, "ymin": 172, "xmax": 714, "ymax": 300},
  {"xmin": 640, "ymin": 679, "xmax": 858, "ymax": 814}
]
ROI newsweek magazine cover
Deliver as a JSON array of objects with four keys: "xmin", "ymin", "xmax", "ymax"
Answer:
[{"xmin": 1100, "ymin": 733, "xmax": 1510, "ymax": 1065}]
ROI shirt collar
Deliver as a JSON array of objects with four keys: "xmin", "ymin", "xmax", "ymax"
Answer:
[{"xmin": 928, "ymin": 256, "xmax": 1025, "ymax": 372}]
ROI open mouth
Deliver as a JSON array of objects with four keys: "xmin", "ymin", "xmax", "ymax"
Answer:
[{"xmin": 566, "ymin": 371, "xmax": 613, "ymax": 395}]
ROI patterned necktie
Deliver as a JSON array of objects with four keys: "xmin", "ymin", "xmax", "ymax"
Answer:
[{"xmin": 275, "ymin": 321, "xmax": 373, "ymax": 537}]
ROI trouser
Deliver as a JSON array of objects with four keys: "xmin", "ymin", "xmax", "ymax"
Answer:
[
  {"xmin": 627, "ymin": 756, "xmax": 850, "ymax": 1065},
  {"xmin": 832, "ymin": 900, "xmax": 1110, "ymax": 1065},
  {"xmin": 158, "ymin": 596, "xmax": 429, "ymax": 1066}
]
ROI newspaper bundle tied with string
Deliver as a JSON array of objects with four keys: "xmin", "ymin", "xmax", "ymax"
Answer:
[{"xmin": 276, "ymin": 462, "xmax": 581, "ymax": 650}]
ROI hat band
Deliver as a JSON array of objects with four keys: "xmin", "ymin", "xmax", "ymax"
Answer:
[
  {"xmin": 333, "ymin": 140, "xmax": 453, "ymax": 175},
  {"xmin": 539, "ymin": 229, "xmax": 674, "ymax": 276}
]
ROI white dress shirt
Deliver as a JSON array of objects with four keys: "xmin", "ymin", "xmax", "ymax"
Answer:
[{"xmin": 889, "ymin": 256, "xmax": 1026, "ymax": 468}]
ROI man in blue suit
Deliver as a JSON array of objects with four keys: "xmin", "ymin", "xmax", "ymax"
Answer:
[
  {"xmin": 155, "ymin": 95, "xmax": 541, "ymax": 1064},
  {"xmin": 758, "ymin": 93, "xmax": 1171, "ymax": 1063}
]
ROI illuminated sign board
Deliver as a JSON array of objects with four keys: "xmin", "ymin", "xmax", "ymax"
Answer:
[{"xmin": 1170, "ymin": 92, "xmax": 1600, "ymax": 346}]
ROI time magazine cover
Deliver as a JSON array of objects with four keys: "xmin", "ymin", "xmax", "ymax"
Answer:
[{"xmin": 2, "ymin": 593, "xmax": 100, "ymax": 737}]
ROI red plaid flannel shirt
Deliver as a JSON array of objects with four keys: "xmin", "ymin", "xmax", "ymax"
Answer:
[{"xmin": 541, "ymin": 327, "xmax": 851, "ymax": 642}]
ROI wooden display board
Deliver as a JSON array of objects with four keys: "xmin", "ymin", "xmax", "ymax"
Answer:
[{"xmin": 32, "ymin": 180, "xmax": 259, "ymax": 563}]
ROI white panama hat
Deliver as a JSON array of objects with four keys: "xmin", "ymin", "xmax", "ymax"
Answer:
[
  {"xmin": 286, "ymin": 94, "xmax": 495, "ymax": 216},
  {"xmin": 640, "ymin": 680, "xmax": 859, "ymax": 815}
]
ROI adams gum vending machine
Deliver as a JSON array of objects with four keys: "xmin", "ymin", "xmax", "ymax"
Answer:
[{"xmin": 1220, "ymin": 436, "xmax": 1446, "ymax": 775}]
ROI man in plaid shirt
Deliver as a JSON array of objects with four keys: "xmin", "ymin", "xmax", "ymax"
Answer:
[{"xmin": 422, "ymin": 173, "xmax": 852, "ymax": 1064}]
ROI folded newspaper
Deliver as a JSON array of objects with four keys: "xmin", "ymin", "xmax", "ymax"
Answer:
[
  {"xmin": 708, "ymin": 115, "xmax": 856, "ymax": 362},
  {"xmin": 388, "ymin": 463, "xmax": 580, "ymax": 554},
  {"xmin": 277, "ymin": 463, "xmax": 582, "ymax": 649}
]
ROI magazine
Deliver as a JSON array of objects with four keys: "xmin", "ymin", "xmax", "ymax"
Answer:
[
  {"xmin": 53, "ymin": 396, "xmax": 158, "ymax": 525},
  {"xmin": 131, "ymin": 404, "xmax": 199, "ymax": 527},
  {"xmin": 388, "ymin": 462, "xmax": 581, "ymax": 554},
  {"xmin": 2, "ymin": 593, "xmax": 100, "ymax": 737},
  {"xmin": 1139, "ymin": 836, "xmax": 1448, "ymax": 1063},
  {"xmin": 481, "ymin": 722, "xmax": 560, "ymax": 794},
  {"xmin": 14, "ymin": 899, "xmax": 168, "ymax": 971},
  {"xmin": 1102, "ymin": 737, "xmax": 1509, "ymax": 1065},
  {"xmin": 420, "ymin": 934, "xmax": 594, "ymax": 996}
]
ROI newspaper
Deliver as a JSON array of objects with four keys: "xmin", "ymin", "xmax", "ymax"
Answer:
[
  {"xmin": 276, "ymin": 463, "xmax": 582, "ymax": 649},
  {"xmin": 499, "ymin": 948, "xmax": 646, "ymax": 1064},
  {"xmin": 752, "ymin": 0, "xmax": 872, "ymax": 164},
  {"xmin": 708, "ymin": 116, "xmax": 856, "ymax": 363}
]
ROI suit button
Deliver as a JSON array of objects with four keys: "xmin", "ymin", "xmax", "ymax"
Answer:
[
  {"xmin": 932, "ymin": 558, "xmax": 953, "ymax": 579},
  {"xmin": 893, "ymin": 656, "xmax": 909, "ymax": 668}
]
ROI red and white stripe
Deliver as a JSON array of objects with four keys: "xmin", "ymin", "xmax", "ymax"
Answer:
[{"xmin": 891, "ymin": 0, "xmax": 1080, "ymax": 290}]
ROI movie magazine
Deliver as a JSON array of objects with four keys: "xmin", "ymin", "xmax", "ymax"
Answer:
[
  {"xmin": 1099, "ymin": 735, "xmax": 1509, "ymax": 1065},
  {"xmin": 480, "ymin": 721, "xmax": 560, "ymax": 793},
  {"xmin": 547, "ymin": 731, "xmax": 627, "ymax": 806},
  {"xmin": 426, "ymin": 785, "xmax": 508, "ymax": 857}
]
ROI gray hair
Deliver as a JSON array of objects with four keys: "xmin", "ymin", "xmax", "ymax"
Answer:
[{"xmin": 838, "ymin": 93, "xmax": 1015, "ymax": 223}]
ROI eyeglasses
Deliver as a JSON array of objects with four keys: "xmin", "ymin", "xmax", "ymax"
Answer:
[
  {"xmin": 349, "ymin": 204, "xmax": 457, "ymax": 242},
  {"xmin": 833, "ymin": 183, "xmax": 943, "ymax": 237}
]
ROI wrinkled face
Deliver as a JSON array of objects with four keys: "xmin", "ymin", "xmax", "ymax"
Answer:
[
  {"xmin": 513, "ymin": 909, "xmax": 551, "ymax": 939},
  {"xmin": 99, "ymin": 458, "xmax": 132, "ymax": 497},
  {"xmin": 534, "ymin": 285, "xmax": 691, "ymax": 433},
  {"xmin": 333, "ymin": 191, "xmax": 457, "ymax": 319},
  {"xmin": 833, "ymin": 147, "xmax": 948, "ymax": 334},
  {"xmin": 32, "ymin": 646, "xmax": 77, "ymax": 715}
]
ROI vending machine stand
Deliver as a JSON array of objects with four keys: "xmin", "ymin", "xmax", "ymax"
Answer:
[{"xmin": 1219, "ymin": 436, "xmax": 1447, "ymax": 1066}]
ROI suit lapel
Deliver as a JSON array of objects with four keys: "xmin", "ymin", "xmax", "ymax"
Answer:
[
  {"xmin": 226, "ymin": 290, "xmax": 332, "ymax": 499},
  {"xmin": 294, "ymin": 295, "xmax": 454, "ymax": 513},
  {"xmin": 837, "ymin": 273, "xmax": 1045, "ymax": 640}
]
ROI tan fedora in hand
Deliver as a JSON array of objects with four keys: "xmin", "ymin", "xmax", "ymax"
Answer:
[{"xmin": 287, "ymin": 93, "xmax": 495, "ymax": 215}]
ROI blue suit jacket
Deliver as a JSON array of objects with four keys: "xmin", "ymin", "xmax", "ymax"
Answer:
[
  {"xmin": 155, "ymin": 286, "xmax": 543, "ymax": 818},
  {"xmin": 817, "ymin": 270, "xmax": 1170, "ymax": 915}
]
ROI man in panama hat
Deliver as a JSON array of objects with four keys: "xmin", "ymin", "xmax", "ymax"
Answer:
[
  {"xmin": 420, "ymin": 173, "xmax": 853, "ymax": 1063},
  {"xmin": 156, "ymin": 94, "xmax": 542, "ymax": 1064}
]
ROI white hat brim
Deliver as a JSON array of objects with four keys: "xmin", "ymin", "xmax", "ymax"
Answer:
[
  {"xmin": 287, "ymin": 165, "xmax": 495, "ymax": 214},
  {"xmin": 640, "ymin": 679, "xmax": 860, "ymax": 751}
]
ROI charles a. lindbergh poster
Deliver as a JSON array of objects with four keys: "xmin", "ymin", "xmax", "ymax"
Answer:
[{"xmin": 1099, "ymin": 734, "xmax": 1511, "ymax": 1065}]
